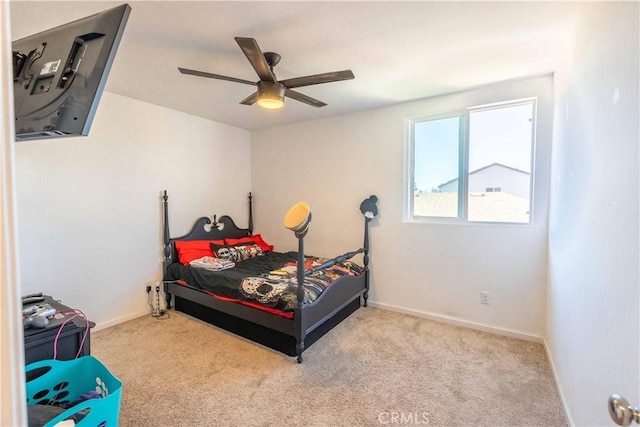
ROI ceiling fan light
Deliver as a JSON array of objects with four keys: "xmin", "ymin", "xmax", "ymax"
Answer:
[
  {"xmin": 257, "ymin": 95, "xmax": 284, "ymax": 110},
  {"xmin": 257, "ymin": 81, "xmax": 285, "ymax": 110}
]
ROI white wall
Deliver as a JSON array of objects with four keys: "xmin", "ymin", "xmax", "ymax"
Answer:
[
  {"xmin": 15, "ymin": 92, "xmax": 251, "ymax": 329},
  {"xmin": 547, "ymin": 2, "xmax": 639, "ymax": 425},
  {"xmin": 252, "ymin": 75, "xmax": 553, "ymax": 339}
]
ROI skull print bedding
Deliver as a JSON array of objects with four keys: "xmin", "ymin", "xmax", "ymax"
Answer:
[{"xmin": 164, "ymin": 251, "xmax": 363, "ymax": 312}]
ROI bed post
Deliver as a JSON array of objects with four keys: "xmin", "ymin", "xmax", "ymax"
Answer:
[
  {"xmin": 284, "ymin": 201, "xmax": 312, "ymax": 363},
  {"xmin": 162, "ymin": 190, "xmax": 173, "ymax": 309},
  {"xmin": 248, "ymin": 192, "xmax": 254, "ymax": 235},
  {"xmin": 363, "ymin": 216, "xmax": 372, "ymax": 307},
  {"xmin": 294, "ymin": 233, "xmax": 306, "ymax": 363},
  {"xmin": 359, "ymin": 195, "xmax": 378, "ymax": 307}
]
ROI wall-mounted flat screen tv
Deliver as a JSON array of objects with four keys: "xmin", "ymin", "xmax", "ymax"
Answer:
[{"xmin": 12, "ymin": 4, "xmax": 130, "ymax": 141}]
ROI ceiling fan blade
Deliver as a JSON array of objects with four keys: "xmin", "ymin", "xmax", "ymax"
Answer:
[
  {"xmin": 234, "ymin": 37, "xmax": 276, "ymax": 83},
  {"xmin": 280, "ymin": 70, "xmax": 354, "ymax": 89},
  {"xmin": 239, "ymin": 92, "xmax": 258, "ymax": 106},
  {"xmin": 178, "ymin": 67, "xmax": 255, "ymax": 86},
  {"xmin": 285, "ymin": 89, "xmax": 327, "ymax": 108}
]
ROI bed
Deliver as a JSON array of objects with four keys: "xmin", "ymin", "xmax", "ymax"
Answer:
[{"xmin": 161, "ymin": 191, "xmax": 377, "ymax": 362}]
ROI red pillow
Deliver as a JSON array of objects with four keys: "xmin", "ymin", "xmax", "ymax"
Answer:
[
  {"xmin": 174, "ymin": 240, "xmax": 225, "ymax": 265},
  {"xmin": 226, "ymin": 234, "xmax": 274, "ymax": 252},
  {"xmin": 225, "ymin": 237, "xmax": 254, "ymax": 245},
  {"xmin": 252, "ymin": 234, "xmax": 274, "ymax": 252}
]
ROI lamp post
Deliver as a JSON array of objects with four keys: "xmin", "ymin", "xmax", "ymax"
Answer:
[{"xmin": 283, "ymin": 202, "xmax": 312, "ymax": 363}]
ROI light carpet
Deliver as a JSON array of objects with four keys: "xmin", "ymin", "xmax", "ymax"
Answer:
[{"xmin": 92, "ymin": 307, "xmax": 567, "ymax": 426}]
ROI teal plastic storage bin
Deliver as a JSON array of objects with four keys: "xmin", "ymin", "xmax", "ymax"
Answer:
[{"xmin": 26, "ymin": 356, "xmax": 122, "ymax": 427}]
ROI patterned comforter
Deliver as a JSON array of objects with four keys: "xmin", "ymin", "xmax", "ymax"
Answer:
[{"xmin": 164, "ymin": 251, "xmax": 363, "ymax": 311}]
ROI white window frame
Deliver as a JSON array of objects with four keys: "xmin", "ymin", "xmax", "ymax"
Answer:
[
  {"xmin": 404, "ymin": 97, "xmax": 537, "ymax": 226},
  {"xmin": 407, "ymin": 111, "xmax": 466, "ymax": 221}
]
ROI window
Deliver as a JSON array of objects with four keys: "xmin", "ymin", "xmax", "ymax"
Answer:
[{"xmin": 407, "ymin": 99, "xmax": 535, "ymax": 224}]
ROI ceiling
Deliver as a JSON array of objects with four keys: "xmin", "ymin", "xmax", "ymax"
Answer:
[{"xmin": 9, "ymin": 1, "xmax": 581, "ymax": 131}]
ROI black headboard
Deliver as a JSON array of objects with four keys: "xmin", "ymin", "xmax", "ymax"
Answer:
[{"xmin": 162, "ymin": 191, "xmax": 253, "ymax": 271}]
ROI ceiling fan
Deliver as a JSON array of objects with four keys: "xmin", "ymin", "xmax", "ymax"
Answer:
[{"xmin": 178, "ymin": 37, "xmax": 355, "ymax": 110}]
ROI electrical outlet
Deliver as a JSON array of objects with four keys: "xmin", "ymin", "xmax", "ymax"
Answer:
[{"xmin": 480, "ymin": 291, "xmax": 490, "ymax": 305}]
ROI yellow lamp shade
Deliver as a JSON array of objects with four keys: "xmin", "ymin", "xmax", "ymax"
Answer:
[{"xmin": 284, "ymin": 202, "xmax": 311, "ymax": 233}]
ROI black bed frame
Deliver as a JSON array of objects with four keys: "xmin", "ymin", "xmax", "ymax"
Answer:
[{"xmin": 161, "ymin": 191, "xmax": 375, "ymax": 362}]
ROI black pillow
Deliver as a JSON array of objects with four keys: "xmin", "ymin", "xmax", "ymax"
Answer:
[{"xmin": 211, "ymin": 243, "xmax": 264, "ymax": 263}]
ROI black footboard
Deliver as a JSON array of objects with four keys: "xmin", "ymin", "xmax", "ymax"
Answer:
[{"xmin": 174, "ymin": 293, "xmax": 361, "ymax": 357}]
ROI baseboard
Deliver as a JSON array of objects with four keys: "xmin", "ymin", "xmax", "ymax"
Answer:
[
  {"xmin": 368, "ymin": 301, "xmax": 543, "ymax": 343},
  {"xmin": 543, "ymin": 338, "xmax": 574, "ymax": 426},
  {"xmin": 92, "ymin": 310, "xmax": 148, "ymax": 332}
]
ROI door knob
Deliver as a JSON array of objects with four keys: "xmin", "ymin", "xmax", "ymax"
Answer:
[{"xmin": 609, "ymin": 394, "xmax": 640, "ymax": 426}]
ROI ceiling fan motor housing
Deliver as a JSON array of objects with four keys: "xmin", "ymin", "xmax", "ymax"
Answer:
[
  {"xmin": 258, "ymin": 81, "xmax": 285, "ymax": 97},
  {"xmin": 263, "ymin": 52, "xmax": 281, "ymax": 68}
]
